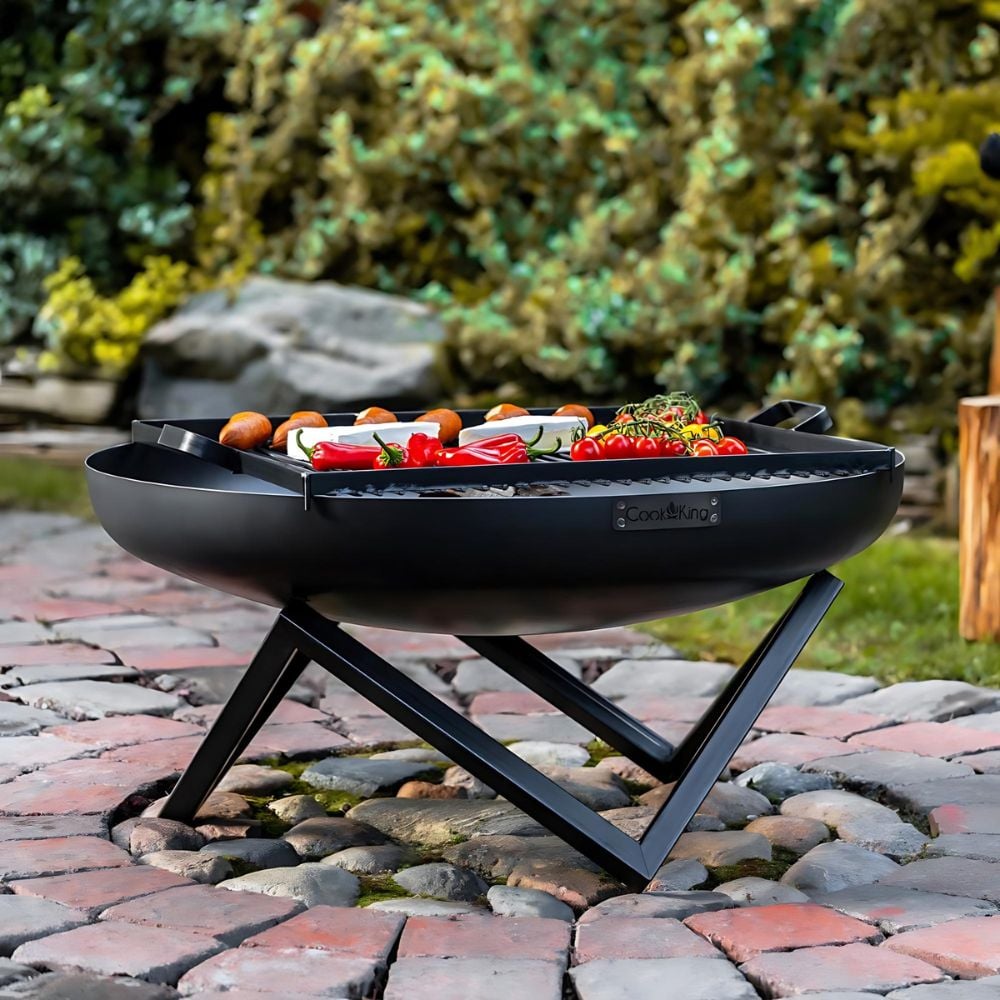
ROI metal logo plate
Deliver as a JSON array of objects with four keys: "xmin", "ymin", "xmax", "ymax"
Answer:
[{"xmin": 613, "ymin": 495, "xmax": 721, "ymax": 531}]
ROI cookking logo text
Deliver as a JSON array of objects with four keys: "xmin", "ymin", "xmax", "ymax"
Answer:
[{"xmin": 613, "ymin": 495, "xmax": 721, "ymax": 531}]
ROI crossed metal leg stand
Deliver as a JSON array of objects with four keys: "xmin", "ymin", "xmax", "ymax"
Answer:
[{"xmin": 160, "ymin": 571, "xmax": 842, "ymax": 891}]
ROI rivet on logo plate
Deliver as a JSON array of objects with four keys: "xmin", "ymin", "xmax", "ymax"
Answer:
[
  {"xmin": 616, "ymin": 502, "xmax": 626, "ymax": 510},
  {"xmin": 710, "ymin": 513, "xmax": 719, "ymax": 523},
  {"xmin": 710, "ymin": 496, "xmax": 719, "ymax": 506},
  {"xmin": 616, "ymin": 517, "xmax": 626, "ymax": 528}
]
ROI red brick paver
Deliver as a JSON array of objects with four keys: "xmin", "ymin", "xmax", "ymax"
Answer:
[
  {"xmin": 575, "ymin": 916, "xmax": 721, "ymax": 963},
  {"xmin": 0, "ymin": 778, "xmax": 136, "ymax": 817},
  {"xmin": 0, "ymin": 644, "xmax": 115, "ymax": 667},
  {"xmin": 0, "ymin": 836, "xmax": 132, "ymax": 881},
  {"xmin": 178, "ymin": 948, "xmax": 380, "ymax": 997},
  {"xmin": 398, "ymin": 914, "xmax": 571, "ymax": 965},
  {"xmin": 0, "ymin": 815, "xmax": 106, "ymax": 841},
  {"xmin": 755, "ymin": 705, "xmax": 891, "ymax": 739},
  {"xmin": 100, "ymin": 884, "xmax": 301, "ymax": 944},
  {"xmin": 740, "ymin": 942, "xmax": 945, "ymax": 995},
  {"xmin": 684, "ymin": 903, "xmax": 880, "ymax": 962},
  {"xmin": 12, "ymin": 920, "xmax": 222, "ymax": 985},
  {"xmin": 11, "ymin": 864, "xmax": 193, "ymax": 915},
  {"xmin": 883, "ymin": 915, "xmax": 1000, "ymax": 977},
  {"xmin": 242, "ymin": 722, "xmax": 352, "ymax": 757},
  {"xmin": 731, "ymin": 734, "xmax": 862, "ymax": 770},
  {"xmin": 21, "ymin": 598, "xmax": 128, "ymax": 622},
  {"xmin": 468, "ymin": 691, "xmax": 554, "ymax": 715},
  {"xmin": 242, "ymin": 905, "xmax": 404, "ymax": 961},
  {"xmin": 121, "ymin": 647, "xmax": 248, "ymax": 671},
  {"xmin": 849, "ymin": 721, "xmax": 1000, "ymax": 758},
  {"xmin": 46, "ymin": 714, "xmax": 202, "ymax": 747}
]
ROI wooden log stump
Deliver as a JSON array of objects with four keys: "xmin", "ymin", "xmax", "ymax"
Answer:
[{"xmin": 959, "ymin": 395, "xmax": 1000, "ymax": 641}]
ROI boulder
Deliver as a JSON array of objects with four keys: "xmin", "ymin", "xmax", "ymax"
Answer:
[{"xmin": 137, "ymin": 277, "xmax": 443, "ymax": 418}]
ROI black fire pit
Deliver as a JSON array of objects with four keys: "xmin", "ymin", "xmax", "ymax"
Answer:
[{"xmin": 85, "ymin": 399, "xmax": 903, "ymax": 888}]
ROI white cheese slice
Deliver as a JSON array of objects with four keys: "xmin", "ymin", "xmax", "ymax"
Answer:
[
  {"xmin": 287, "ymin": 422, "xmax": 440, "ymax": 461},
  {"xmin": 458, "ymin": 415, "xmax": 586, "ymax": 453}
]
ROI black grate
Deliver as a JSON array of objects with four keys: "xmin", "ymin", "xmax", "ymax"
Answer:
[{"xmin": 132, "ymin": 406, "xmax": 898, "ymax": 509}]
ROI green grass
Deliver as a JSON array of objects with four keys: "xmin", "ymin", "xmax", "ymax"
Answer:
[
  {"xmin": 0, "ymin": 456, "xmax": 92, "ymax": 517},
  {"xmin": 641, "ymin": 533, "xmax": 1000, "ymax": 688}
]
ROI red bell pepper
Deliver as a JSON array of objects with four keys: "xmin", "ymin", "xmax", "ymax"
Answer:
[{"xmin": 295, "ymin": 430, "xmax": 381, "ymax": 471}]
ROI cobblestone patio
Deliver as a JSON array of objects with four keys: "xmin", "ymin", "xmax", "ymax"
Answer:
[{"xmin": 2, "ymin": 512, "xmax": 1000, "ymax": 998}]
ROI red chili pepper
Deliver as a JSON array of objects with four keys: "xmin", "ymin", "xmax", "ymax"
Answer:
[
  {"xmin": 372, "ymin": 432, "xmax": 424, "ymax": 469},
  {"xmin": 295, "ymin": 430, "xmax": 381, "ymax": 471},
  {"xmin": 406, "ymin": 432, "xmax": 444, "ymax": 466},
  {"xmin": 435, "ymin": 445, "xmax": 522, "ymax": 467}
]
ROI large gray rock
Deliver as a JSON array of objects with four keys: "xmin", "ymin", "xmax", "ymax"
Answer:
[
  {"xmin": 734, "ymin": 762, "xmax": 834, "ymax": 801},
  {"xmin": 348, "ymin": 799, "xmax": 546, "ymax": 847},
  {"xmin": 321, "ymin": 844, "xmax": 417, "ymax": 875},
  {"xmin": 391, "ymin": 863, "xmax": 488, "ymax": 902},
  {"xmin": 111, "ymin": 818, "xmax": 203, "ymax": 855},
  {"xmin": 139, "ymin": 849, "xmax": 233, "ymax": 885},
  {"xmin": 138, "ymin": 277, "xmax": 443, "ymax": 418},
  {"xmin": 199, "ymin": 837, "xmax": 299, "ymax": 870},
  {"xmin": 216, "ymin": 765, "xmax": 293, "ymax": 796},
  {"xmin": 714, "ymin": 877, "xmax": 809, "ymax": 907},
  {"xmin": 486, "ymin": 885, "xmax": 574, "ymax": 922},
  {"xmin": 780, "ymin": 840, "xmax": 899, "ymax": 893},
  {"xmin": 281, "ymin": 816, "xmax": 387, "ymax": 860},
  {"xmin": 300, "ymin": 757, "xmax": 435, "ymax": 797},
  {"xmin": 219, "ymin": 863, "xmax": 359, "ymax": 908}
]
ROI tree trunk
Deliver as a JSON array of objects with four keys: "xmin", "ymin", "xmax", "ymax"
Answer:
[
  {"xmin": 959, "ymin": 395, "xmax": 1000, "ymax": 641},
  {"xmin": 992, "ymin": 289, "xmax": 1000, "ymax": 395}
]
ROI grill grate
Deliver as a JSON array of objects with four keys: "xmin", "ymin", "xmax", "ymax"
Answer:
[{"xmin": 131, "ymin": 406, "xmax": 898, "ymax": 509}]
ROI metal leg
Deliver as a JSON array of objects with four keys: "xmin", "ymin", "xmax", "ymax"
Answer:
[
  {"xmin": 159, "ymin": 618, "xmax": 309, "ymax": 822},
  {"xmin": 281, "ymin": 603, "xmax": 648, "ymax": 887},
  {"xmin": 459, "ymin": 635, "xmax": 675, "ymax": 777},
  {"xmin": 638, "ymin": 571, "xmax": 843, "ymax": 869},
  {"xmin": 160, "ymin": 571, "xmax": 841, "ymax": 888}
]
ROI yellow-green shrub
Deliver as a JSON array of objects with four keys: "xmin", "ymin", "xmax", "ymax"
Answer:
[
  {"xmin": 35, "ymin": 257, "xmax": 191, "ymax": 376},
  {"xmin": 6, "ymin": 0, "xmax": 1000, "ymax": 430}
]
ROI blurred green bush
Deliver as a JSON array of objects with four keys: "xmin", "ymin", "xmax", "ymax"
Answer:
[{"xmin": 3, "ymin": 0, "xmax": 999, "ymax": 430}]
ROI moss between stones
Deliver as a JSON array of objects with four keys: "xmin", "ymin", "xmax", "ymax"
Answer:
[
  {"xmin": 585, "ymin": 740, "xmax": 617, "ymax": 766},
  {"xmin": 705, "ymin": 848, "xmax": 799, "ymax": 887},
  {"xmin": 356, "ymin": 875, "xmax": 413, "ymax": 908},
  {"xmin": 243, "ymin": 796, "xmax": 293, "ymax": 838},
  {"xmin": 226, "ymin": 858, "xmax": 261, "ymax": 878}
]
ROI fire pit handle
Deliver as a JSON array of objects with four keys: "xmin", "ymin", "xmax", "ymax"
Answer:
[
  {"xmin": 155, "ymin": 424, "xmax": 242, "ymax": 473},
  {"xmin": 747, "ymin": 400, "xmax": 832, "ymax": 435}
]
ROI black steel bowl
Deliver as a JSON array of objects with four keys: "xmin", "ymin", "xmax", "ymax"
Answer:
[{"xmin": 85, "ymin": 405, "xmax": 903, "ymax": 634}]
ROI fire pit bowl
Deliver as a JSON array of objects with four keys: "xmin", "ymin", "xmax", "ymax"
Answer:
[{"xmin": 85, "ymin": 401, "xmax": 902, "ymax": 635}]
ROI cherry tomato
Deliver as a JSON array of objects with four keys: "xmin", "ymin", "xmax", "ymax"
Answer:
[
  {"xmin": 716, "ymin": 436, "xmax": 748, "ymax": 456},
  {"xmin": 693, "ymin": 410, "xmax": 709, "ymax": 425},
  {"xmin": 658, "ymin": 405, "xmax": 687, "ymax": 424},
  {"xmin": 603, "ymin": 434, "xmax": 634, "ymax": 460},
  {"xmin": 633, "ymin": 437, "xmax": 660, "ymax": 459},
  {"xmin": 690, "ymin": 439, "xmax": 719, "ymax": 457},
  {"xmin": 570, "ymin": 437, "xmax": 605, "ymax": 461},
  {"xmin": 659, "ymin": 438, "xmax": 687, "ymax": 457}
]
